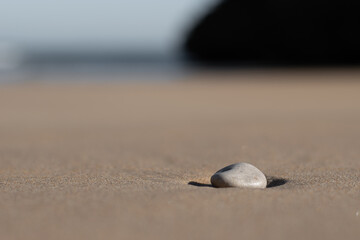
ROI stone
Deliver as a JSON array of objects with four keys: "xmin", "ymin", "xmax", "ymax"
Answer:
[{"xmin": 211, "ymin": 163, "xmax": 267, "ymax": 188}]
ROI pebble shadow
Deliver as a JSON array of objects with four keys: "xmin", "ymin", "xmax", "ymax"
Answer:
[
  {"xmin": 188, "ymin": 177, "xmax": 288, "ymax": 188},
  {"xmin": 188, "ymin": 181, "xmax": 213, "ymax": 187},
  {"xmin": 266, "ymin": 177, "xmax": 288, "ymax": 188}
]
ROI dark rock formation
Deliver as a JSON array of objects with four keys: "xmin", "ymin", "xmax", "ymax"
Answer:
[{"xmin": 184, "ymin": 0, "xmax": 360, "ymax": 65}]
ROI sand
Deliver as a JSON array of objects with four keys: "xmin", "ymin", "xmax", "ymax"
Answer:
[{"xmin": 1, "ymin": 70, "xmax": 360, "ymax": 240}]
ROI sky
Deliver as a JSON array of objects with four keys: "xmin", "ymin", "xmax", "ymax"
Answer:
[{"xmin": 0, "ymin": 0, "xmax": 218, "ymax": 54}]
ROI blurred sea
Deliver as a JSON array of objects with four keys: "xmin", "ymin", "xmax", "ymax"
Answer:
[{"xmin": 0, "ymin": 51, "xmax": 191, "ymax": 83}]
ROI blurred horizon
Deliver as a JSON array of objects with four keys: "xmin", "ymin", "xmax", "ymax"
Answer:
[{"xmin": 0, "ymin": 0, "xmax": 218, "ymax": 72}]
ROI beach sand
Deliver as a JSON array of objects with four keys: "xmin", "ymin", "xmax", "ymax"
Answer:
[{"xmin": 1, "ymin": 70, "xmax": 360, "ymax": 240}]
